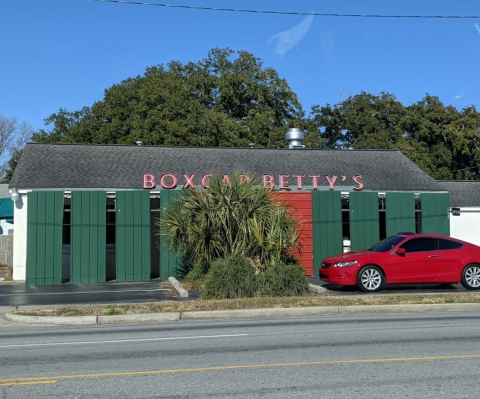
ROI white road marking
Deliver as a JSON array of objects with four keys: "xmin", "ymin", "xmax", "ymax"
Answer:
[{"xmin": 0, "ymin": 334, "xmax": 248, "ymax": 349}]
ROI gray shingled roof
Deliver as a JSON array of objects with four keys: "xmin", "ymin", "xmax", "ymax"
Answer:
[
  {"xmin": 9, "ymin": 143, "xmax": 445, "ymax": 192},
  {"xmin": 437, "ymin": 181, "xmax": 480, "ymax": 207}
]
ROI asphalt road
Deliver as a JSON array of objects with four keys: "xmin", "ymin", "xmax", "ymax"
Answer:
[
  {"xmin": 1, "ymin": 313, "xmax": 480, "ymax": 398},
  {"xmin": 0, "ymin": 280, "xmax": 198, "ymax": 307}
]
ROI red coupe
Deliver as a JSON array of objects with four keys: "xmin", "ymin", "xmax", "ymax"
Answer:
[{"xmin": 319, "ymin": 233, "xmax": 480, "ymax": 292}]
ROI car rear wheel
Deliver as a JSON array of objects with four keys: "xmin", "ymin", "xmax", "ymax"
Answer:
[
  {"xmin": 357, "ymin": 265, "xmax": 385, "ymax": 292},
  {"xmin": 461, "ymin": 264, "xmax": 480, "ymax": 290}
]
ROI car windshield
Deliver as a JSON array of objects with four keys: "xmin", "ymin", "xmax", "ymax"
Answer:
[{"xmin": 368, "ymin": 236, "xmax": 405, "ymax": 252}]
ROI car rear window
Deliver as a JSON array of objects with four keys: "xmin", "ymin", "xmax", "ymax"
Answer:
[{"xmin": 438, "ymin": 238, "xmax": 464, "ymax": 250}]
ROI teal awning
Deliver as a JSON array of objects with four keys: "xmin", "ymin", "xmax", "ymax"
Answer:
[{"xmin": 0, "ymin": 198, "xmax": 14, "ymax": 222}]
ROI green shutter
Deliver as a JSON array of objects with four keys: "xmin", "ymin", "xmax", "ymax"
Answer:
[
  {"xmin": 26, "ymin": 191, "xmax": 63, "ymax": 285},
  {"xmin": 421, "ymin": 193, "xmax": 450, "ymax": 236},
  {"xmin": 312, "ymin": 191, "xmax": 342, "ymax": 276},
  {"xmin": 70, "ymin": 191, "xmax": 106, "ymax": 283},
  {"xmin": 116, "ymin": 191, "xmax": 151, "ymax": 281},
  {"xmin": 160, "ymin": 190, "xmax": 183, "ymax": 280},
  {"xmin": 386, "ymin": 192, "xmax": 415, "ymax": 236},
  {"xmin": 350, "ymin": 191, "xmax": 380, "ymax": 251}
]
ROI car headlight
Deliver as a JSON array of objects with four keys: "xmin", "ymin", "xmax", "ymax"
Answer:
[{"xmin": 333, "ymin": 260, "xmax": 358, "ymax": 268}]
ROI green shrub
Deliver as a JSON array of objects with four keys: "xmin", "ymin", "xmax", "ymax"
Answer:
[
  {"xmin": 257, "ymin": 262, "xmax": 309, "ymax": 297},
  {"xmin": 201, "ymin": 254, "xmax": 258, "ymax": 299},
  {"xmin": 201, "ymin": 254, "xmax": 309, "ymax": 299}
]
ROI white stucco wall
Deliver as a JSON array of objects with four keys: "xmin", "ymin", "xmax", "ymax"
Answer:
[
  {"xmin": 449, "ymin": 207, "xmax": 480, "ymax": 246},
  {"xmin": 12, "ymin": 194, "xmax": 27, "ymax": 280}
]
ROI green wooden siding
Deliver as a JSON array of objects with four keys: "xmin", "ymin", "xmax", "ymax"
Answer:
[
  {"xmin": 159, "ymin": 190, "xmax": 183, "ymax": 280},
  {"xmin": 26, "ymin": 191, "xmax": 64, "ymax": 285},
  {"xmin": 116, "ymin": 191, "xmax": 151, "ymax": 281},
  {"xmin": 421, "ymin": 193, "xmax": 450, "ymax": 236},
  {"xmin": 386, "ymin": 192, "xmax": 416, "ymax": 236},
  {"xmin": 350, "ymin": 191, "xmax": 380, "ymax": 251},
  {"xmin": 312, "ymin": 191, "xmax": 342, "ymax": 277},
  {"xmin": 70, "ymin": 191, "xmax": 106, "ymax": 283}
]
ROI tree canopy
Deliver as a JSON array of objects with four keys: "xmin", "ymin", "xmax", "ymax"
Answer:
[
  {"xmin": 11, "ymin": 48, "xmax": 479, "ymax": 182},
  {"xmin": 33, "ymin": 48, "xmax": 315, "ymax": 149},
  {"xmin": 308, "ymin": 92, "xmax": 480, "ymax": 180}
]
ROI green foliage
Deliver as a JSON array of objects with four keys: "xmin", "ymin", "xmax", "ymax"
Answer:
[
  {"xmin": 201, "ymin": 254, "xmax": 309, "ymax": 299},
  {"xmin": 1, "ymin": 149, "xmax": 22, "ymax": 183},
  {"xmin": 201, "ymin": 254, "xmax": 258, "ymax": 299},
  {"xmin": 309, "ymin": 92, "xmax": 480, "ymax": 179},
  {"xmin": 257, "ymin": 262, "xmax": 309, "ymax": 297},
  {"xmin": 159, "ymin": 172, "xmax": 301, "ymax": 272},
  {"xmin": 33, "ymin": 48, "xmax": 311, "ymax": 149}
]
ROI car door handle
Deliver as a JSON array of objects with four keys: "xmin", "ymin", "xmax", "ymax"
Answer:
[{"xmin": 428, "ymin": 254, "xmax": 438, "ymax": 258}]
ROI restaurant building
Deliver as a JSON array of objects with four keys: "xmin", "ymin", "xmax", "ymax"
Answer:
[{"xmin": 9, "ymin": 136, "xmax": 452, "ymax": 284}]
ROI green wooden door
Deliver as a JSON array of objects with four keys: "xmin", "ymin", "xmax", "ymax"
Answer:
[
  {"xmin": 70, "ymin": 191, "xmax": 106, "ymax": 283},
  {"xmin": 421, "ymin": 193, "xmax": 450, "ymax": 236},
  {"xmin": 386, "ymin": 192, "xmax": 416, "ymax": 236},
  {"xmin": 116, "ymin": 191, "xmax": 151, "ymax": 281},
  {"xmin": 350, "ymin": 191, "xmax": 380, "ymax": 251},
  {"xmin": 26, "ymin": 191, "xmax": 64, "ymax": 285},
  {"xmin": 159, "ymin": 190, "xmax": 183, "ymax": 280},
  {"xmin": 312, "ymin": 191, "xmax": 342, "ymax": 277}
]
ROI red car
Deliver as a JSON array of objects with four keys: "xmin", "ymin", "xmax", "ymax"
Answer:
[{"xmin": 319, "ymin": 233, "xmax": 480, "ymax": 292}]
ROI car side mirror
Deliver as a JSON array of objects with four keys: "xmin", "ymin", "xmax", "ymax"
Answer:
[{"xmin": 396, "ymin": 248, "xmax": 406, "ymax": 256}]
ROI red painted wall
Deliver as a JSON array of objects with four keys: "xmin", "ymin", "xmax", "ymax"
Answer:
[{"xmin": 274, "ymin": 192, "xmax": 313, "ymax": 276}]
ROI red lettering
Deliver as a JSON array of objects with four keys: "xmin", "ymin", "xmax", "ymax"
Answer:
[
  {"xmin": 221, "ymin": 174, "xmax": 231, "ymax": 186},
  {"xmin": 325, "ymin": 175, "xmax": 338, "ymax": 190},
  {"xmin": 201, "ymin": 174, "xmax": 213, "ymax": 188},
  {"xmin": 183, "ymin": 173, "xmax": 196, "ymax": 189},
  {"xmin": 263, "ymin": 174, "xmax": 275, "ymax": 189},
  {"xmin": 160, "ymin": 173, "xmax": 178, "ymax": 189},
  {"xmin": 342, "ymin": 175, "xmax": 347, "ymax": 181},
  {"xmin": 293, "ymin": 174, "xmax": 305, "ymax": 190},
  {"xmin": 143, "ymin": 173, "xmax": 156, "ymax": 189},
  {"xmin": 353, "ymin": 175, "xmax": 364, "ymax": 191},
  {"xmin": 279, "ymin": 174, "xmax": 290, "ymax": 190},
  {"xmin": 239, "ymin": 174, "xmax": 250, "ymax": 183},
  {"xmin": 309, "ymin": 175, "xmax": 321, "ymax": 190}
]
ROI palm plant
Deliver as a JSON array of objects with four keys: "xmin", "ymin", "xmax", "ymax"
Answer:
[{"xmin": 159, "ymin": 172, "xmax": 301, "ymax": 272}]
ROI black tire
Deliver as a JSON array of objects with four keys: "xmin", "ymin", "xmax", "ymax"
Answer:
[
  {"xmin": 461, "ymin": 264, "xmax": 480, "ymax": 290},
  {"xmin": 356, "ymin": 265, "xmax": 385, "ymax": 292}
]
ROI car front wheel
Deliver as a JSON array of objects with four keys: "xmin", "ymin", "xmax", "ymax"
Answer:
[
  {"xmin": 461, "ymin": 264, "xmax": 480, "ymax": 290},
  {"xmin": 357, "ymin": 265, "xmax": 385, "ymax": 292}
]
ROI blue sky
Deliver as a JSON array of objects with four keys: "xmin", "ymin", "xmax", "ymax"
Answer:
[{"xmin": 2, "ymin": 0, "xmax": 480, "ymax": 132}]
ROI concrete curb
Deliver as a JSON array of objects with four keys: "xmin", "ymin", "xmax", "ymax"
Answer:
[
  {"xmin": 5, "ymin": 312, "xmax": 97, "ymax": 326},
  {"xmin": 5, "ymin": 303, "xmax": 480, "ymax": 326},
  {"xmin": 168, "ymin": 277, "xmax": 189, "ymax": 298},
  {"xmin": 97, "ymin": 312, "xmax": 181, "ymax": 325},
  {"xmin": 308, "ymin": 283, "xmax": 326, "ymax": 294}
]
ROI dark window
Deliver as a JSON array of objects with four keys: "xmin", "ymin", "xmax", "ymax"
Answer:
[
  {"xmin": 342, "ymin": 198, "xmax": 350, "ymax": 240},
  {"xmin": 106, "ymin": 201, "xmax": 115, "ymax": 245},
  {"xmin": 415, "ymin": 198, "xmax": 422, "ymax": 233},
  {"xmin": 368, "ymin": 236, "xmax": 405, "ymax": 252},
  {"xmin": 379, "ymin": 198, "xmax": 386, "ymax": 240},
  {"xmin": 400, "ymin": 238, "xmax": 436, "ymax": 253},
  {"xmin": 63, "ymin": 204, "xmax": 71, "ymax": 245},
  {"xmin": 438, "ymin": 238, "xmax": 464, "ymax": 250}
]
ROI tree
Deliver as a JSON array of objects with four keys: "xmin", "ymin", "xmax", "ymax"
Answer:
[
  {"xmin": 33, "ymin": 48, "xmax": 317, "ymax": 149},
  {"xmin": 309, "ymin": 92, "xmax": 480, "ymax": 180},
  {"xmin": 159, "ymin": 173, "xmax": 301, "ymax": 273},
  {"xmin": 0, "ymin": 116, "xmax": 32, "ymax": 182}
]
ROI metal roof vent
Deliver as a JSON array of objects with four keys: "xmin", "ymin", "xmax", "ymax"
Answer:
[{"xmin": 285, "ymin": 128, "xmax": 305, "ymax": 149}]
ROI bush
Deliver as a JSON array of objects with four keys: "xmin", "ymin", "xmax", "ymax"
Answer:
[
  {"xmin": 257, "ymin": 262, "xmax": 309, "ymax": 297},
  {"xmin": 201, "ymin": 254, "xmax": 258, "ymax": 299},
  {"xmin": 201, "ymin": 254, "xmax": 309, "ymax": 299}
]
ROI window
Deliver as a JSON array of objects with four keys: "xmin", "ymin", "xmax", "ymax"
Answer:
[
  {"xmin": 438, "ymin": 238, "xmax": 463, "ymax": 250},
  {"xmin": 63, "ymin": 201, "xmax": 71, "ymax": 245},
  {"xmin": 400, "ymin": 238, "xmax": 436, "ymax": 253},
  {"xmin": 368, "ymin": 235, "xmax": 405, "ymax": 252},
  {"xmin": 415, "ymin": 197, "xmax": 422, "ymax": 233},
  {"xmin": 341, "ymin": 197, "xmax": 350, "ymax": 240},
  {"xmin": 106, "ymin": 198, "xmax": 116, "ymax": 245},
  {"xmin": 379, "ymin": 197, "xmax": 386, "ymax": 240}
]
